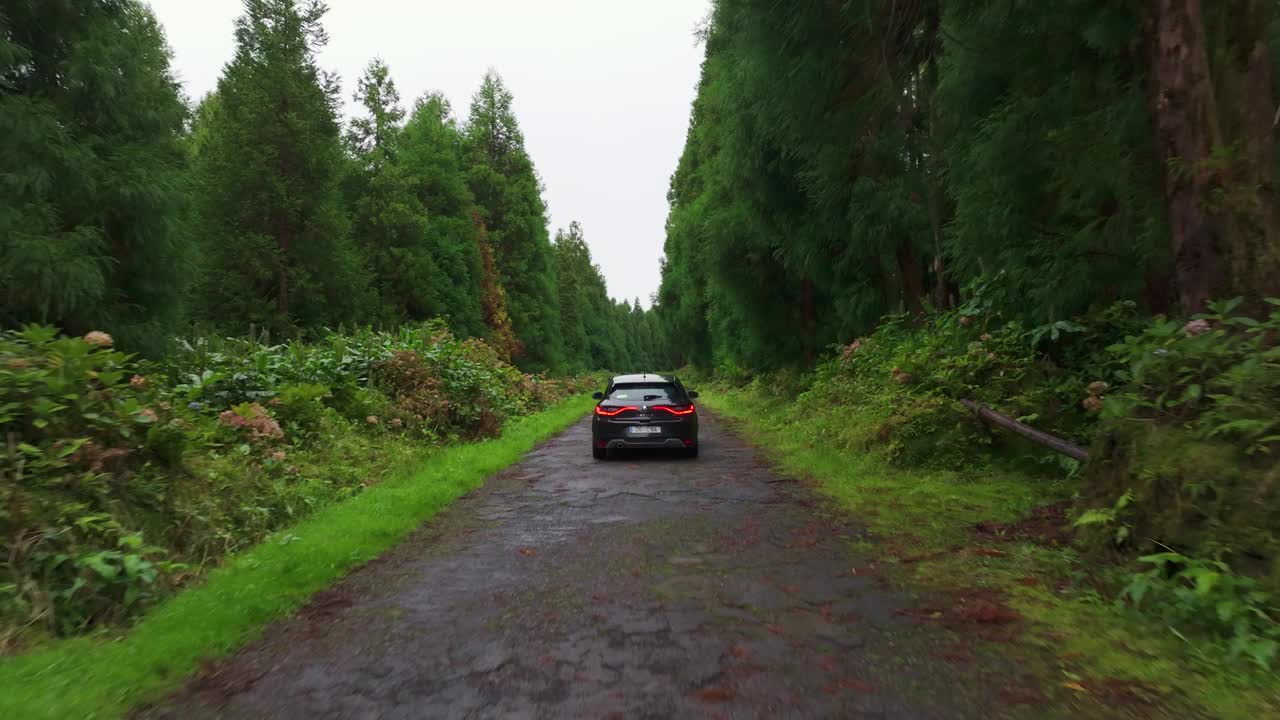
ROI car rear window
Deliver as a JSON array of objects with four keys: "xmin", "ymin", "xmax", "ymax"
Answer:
[{"xmin": 608, "ymin": 383, "xmax": 682, "ymax": 403}]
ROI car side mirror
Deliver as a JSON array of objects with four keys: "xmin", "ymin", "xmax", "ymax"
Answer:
[
  {"xmin": 688, "ymin": 391, "xmax": 699, "ymax": 399},
  {"xmin": 592, "ymin": 391, "xmax": 604, "ymax": 400}
]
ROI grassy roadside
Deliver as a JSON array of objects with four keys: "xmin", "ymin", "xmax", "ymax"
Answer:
[
  {"xmin": 0, "ymin": 394, "xmax": 593, "ymax": 720},
  {"xmin": 701, "ymin": 388, "xmax": 1280, "ymax": 719}
]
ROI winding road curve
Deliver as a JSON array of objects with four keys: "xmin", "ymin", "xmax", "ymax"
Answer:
[{"xmin": 146, "ymin": 411, "xmax": 1045, "ymax": 719}]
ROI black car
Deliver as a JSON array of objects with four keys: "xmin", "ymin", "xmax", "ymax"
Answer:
[{"xmin": 591, "ymin": 374, "xmax": 699, "ymax": 459}]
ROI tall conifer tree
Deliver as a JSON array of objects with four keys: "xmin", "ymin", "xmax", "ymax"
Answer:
[
  {"xmin": 394, "ymin": 93, "xmax": 489, "ymax": 338},
  {"xmin": 0, "ymin": 0, "xmax": 192, "ymax": 352},
  {"xmin": 191, "ymin": 0, "xmax": 371, "ymax": 332},
  {"xmin": 464, "ymin": 71, "xmax": 564, "ymax": 371}
]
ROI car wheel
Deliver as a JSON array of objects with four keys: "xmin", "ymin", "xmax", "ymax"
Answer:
[
  {"xmin": 685, "ymin": 445, "xmax": 699, "ymax": 459},
  {"xmin": 593, "ymin": 445, "xmax": 607, "ymax": 460}
]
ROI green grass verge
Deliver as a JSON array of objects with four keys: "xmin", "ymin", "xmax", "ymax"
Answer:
[
  {"xmin": 0, "ymin": 395, "xmax": 593, "ymax": 720},
  {"xmin": 701, "ymin": 388, "xmax": 1280, "ymax": 719}
]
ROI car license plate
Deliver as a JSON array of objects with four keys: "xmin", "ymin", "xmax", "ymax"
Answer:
[{"xmin": 628, "ymin": 425, "xmax": 662, "ymax": 435}]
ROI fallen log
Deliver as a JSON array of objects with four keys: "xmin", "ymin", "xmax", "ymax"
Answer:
[{"xmin": 959, "ymin": 399, "xmax": 1089, "ymax": 463}]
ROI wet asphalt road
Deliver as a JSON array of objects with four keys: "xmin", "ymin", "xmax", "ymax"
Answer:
[{"xmin": 148, "ymin": 411, "xmax": 1040, "ymax": 719}]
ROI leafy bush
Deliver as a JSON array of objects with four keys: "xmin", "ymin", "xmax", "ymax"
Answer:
[
  {"xmin": 777, "ymin": 304, "xmax": 1135, "ymax": 472},
  {"xmin": 1, "ymin": 322, "xmax": 591, "ymax": 644},
  {"xmin": 270, "ymin": 383, "xmax": 333, "ymax": 441},
  {"xmin": 880, "ymin": 396, "xmax": 989, "ymax": 470},
  {"xmin": 1080, "ymin": 298, "xmax": 1280, "ymax": 603},
  {"xmin": 1101, "ymin": 298, "xmax": 1280, "ymax": 451},
  {"xmin": 1123, "ymin": 551, "xmax": 1280, "ymax": 668},
  {"xmin": 374, "ymin": 351, "xmax": 449, "ymax": 434}
]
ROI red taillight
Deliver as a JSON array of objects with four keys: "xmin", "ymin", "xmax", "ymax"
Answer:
[
  {"xmin": 595, "ymin": 405, "xmax": 637, "ymax": 417},
  {"xmin": 655, "ymin": 404, "xmax": 696, "ymax": 416}
]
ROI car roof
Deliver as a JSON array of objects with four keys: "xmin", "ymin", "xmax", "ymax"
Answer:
[{"xmin": 609, "ymin": 373, "xmax": 676, "ymax": 385}]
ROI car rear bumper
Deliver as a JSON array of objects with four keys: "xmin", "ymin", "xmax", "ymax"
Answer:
[
  {"xmin": 601, "ymin": 437, "xmax": 692, "ymax": 450},
  {"xmin": 592, "ymin": 415, "xmax": 698, "ymax": 450}
]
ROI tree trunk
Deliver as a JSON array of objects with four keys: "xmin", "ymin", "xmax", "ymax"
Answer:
[
  {"xmin": 1148, "ymin": 0, "xmax": 1226, "ymax": 314},
  {"xmin": 1231, "ymin": 1, "xmax": 1280, "ymax": 301},
  {"xmin": 896, "ymin": 241, "xmax": 926, "ymax": 317},
  {"xmin": 272, "ymin": 208, "xmax": 291, "ymax": 317},
  {"xmin": 277, "ymin": 234, "xmax": 290, "ymax": 316},
  {"xmin": 1143, "ymin": 270, "xmax": 1174, "ymax": 315},
  {"xmin": 800, "ymin": 277, "xmax": 816, "ymax": 365},
  {"xmin": 922, "ymin": 0, "xmax": 951, "ymax": 311}
]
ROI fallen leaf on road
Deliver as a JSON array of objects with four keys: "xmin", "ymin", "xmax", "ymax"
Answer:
[
  {"xmin": 839, "ymin": 678, "xmax": 873, "ymax": 693},
  {"xmin": 954, "ymin": 599, "xmax": 1020, "ymax": 625},
  {"xmin": 894, "ymin": 607, "xmax": 944, "ymax": 620},
  {"xmin": 698, "ymin": 687, "xmax": 735, "ymax": 702},
  {"xmin": 1063, "ymin": 681, "xmax": 1087, "ymax": 693},
  {"xmin": 518, "ymin": 547, "xmax": 535, "ymax": 557}
]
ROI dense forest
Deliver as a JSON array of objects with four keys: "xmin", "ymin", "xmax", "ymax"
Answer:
[
  {"xmin": 1, "ymin": 0, "xmax": 658, "ymax": 372},
  {"xmin": 656, "ymin": 0, "xmax": 1280, "ymax": 370}
]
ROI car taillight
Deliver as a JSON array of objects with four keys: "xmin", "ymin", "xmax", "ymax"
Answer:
[
  {"xmin": 655, "ymin": 404, "xmax": 696, "ymax": 416},
  {"xmin": 595, "ymin": 405, "xmax": 637, "ymax": 417}
]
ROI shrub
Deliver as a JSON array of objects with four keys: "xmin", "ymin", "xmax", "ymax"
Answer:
[
  {"xmin": 1100, "ymin": 298, "xmax": 1280, "ymax": 452},
  {"xmin": 217, "ymin": 403, "xmax": 285, "ymax": 443},
  {"xmin": 1, "ymin": 322, "xmax": 593, "ymax": 642},
  {"xmin": 144, "ymin": 421, "xmax": 188, "ymax": 467},
  {"xmin": 270, "ymin": 383, "xmax": 332, "ymax": 441},
  {"xmin": 881, "ymin": 396, "xmax": 989, "ymax": 470},
  {"xmin": 1081, "ymin": 298, "xmax": 1280, "ymax": 596},
  {"xmin": 1123, "ymin": 551, "xmax": 1280, "ymax": 668},
  {"xmin": 374, "ymin": 350, "xmax": 449, "ymax": 433}
]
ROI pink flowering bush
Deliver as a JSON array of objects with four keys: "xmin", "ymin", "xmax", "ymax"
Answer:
[{"xmin": 217, "ymin": 403, "xmax": 285, "ymax": 442}]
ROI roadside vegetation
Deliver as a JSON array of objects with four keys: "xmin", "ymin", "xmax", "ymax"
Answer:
[
  {"xmin": 0, "ymin": 390, "xmax": 592, "ymax": 720},
  {"xmin": 0, "ymin": 322, "xmax": 594, "ymax": 650},
  {"xmin": 690, "ymin": 297, "xmax": 1280, "ymax": 717}
]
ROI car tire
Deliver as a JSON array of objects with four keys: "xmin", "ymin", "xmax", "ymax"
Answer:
[
  {"xmin": 685, "ymin": 445, "xmax": 699, "ymax": 459},
  {"xmin": 593, "ymin": 445, "xmax": 607, "ymax": 460}
]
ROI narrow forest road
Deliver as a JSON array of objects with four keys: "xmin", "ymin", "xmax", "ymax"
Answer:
[{"xmin": 145, "ymin": 412, "xmax": 1061, "ymax": 719}]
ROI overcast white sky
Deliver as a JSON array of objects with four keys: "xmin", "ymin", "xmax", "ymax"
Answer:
[{"xmin": 146, "ymin": 0, "xmax": 710, "ymax": 307}]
